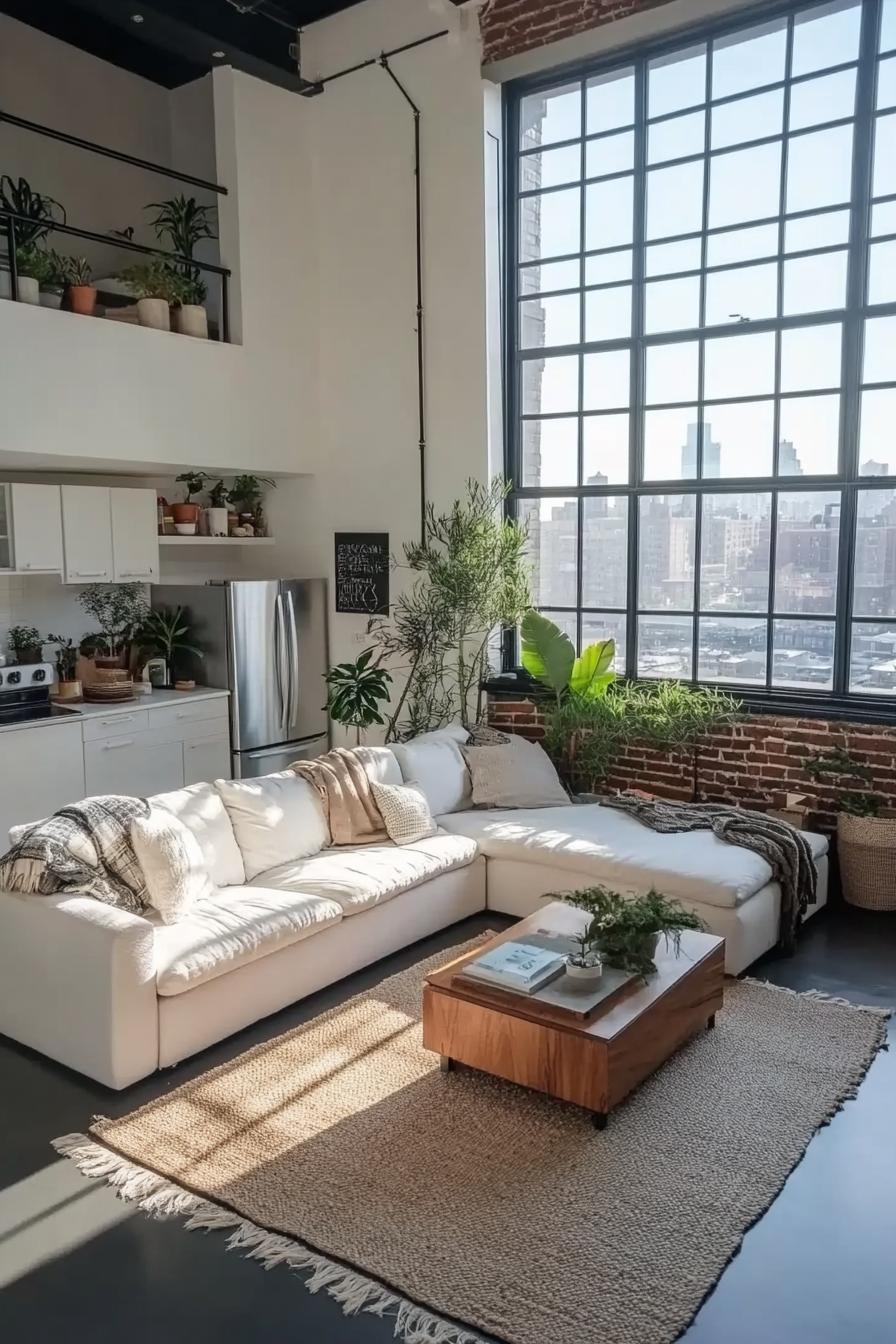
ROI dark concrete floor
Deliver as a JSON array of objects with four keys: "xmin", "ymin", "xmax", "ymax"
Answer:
[{"xmin": 2, "ymin": 903, "xmax": 895, "ymax": 1344}]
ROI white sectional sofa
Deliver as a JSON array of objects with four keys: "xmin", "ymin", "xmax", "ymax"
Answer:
[{"xmin": 0, "ymin": 729, "xmax": 829, "ymax": 1090}]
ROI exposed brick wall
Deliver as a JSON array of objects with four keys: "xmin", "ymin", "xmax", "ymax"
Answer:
[
  {"xmin": 479, "ymin": 0, "xmax": 672, "ymax": 65},
  {"xmin": 488, "ymin": 695, "xmax": 896, "ymax": 832}
]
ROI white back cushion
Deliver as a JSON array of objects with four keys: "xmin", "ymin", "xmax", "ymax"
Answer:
[
  {"xmin": 150, "ymin": 782, "xmax": 245, "ymax": 888},
  {"xmin": 215, "ymin": 771, "xmax": 330, "ymax": 881},
  {"xmin": 410, "ymin": 724, "xmax": 469, "ymax": 745},
  {"xmin": 131, "ymin": 806, "xmax": 215, "ymax": 924},
  {"xmin": 391, "ymin": 734, "xmax": 472, "ymax": 815},
  {"xmin": 355, "ymin": 746, "xmax": 402, "ymax": 786}
]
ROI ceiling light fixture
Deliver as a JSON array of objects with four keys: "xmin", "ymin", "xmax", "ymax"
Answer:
[
  {"xmin": 130, "ymin": 13, "xmax": 144, "ymax": 22},
  {"xmin": 212, "ymin": 50, "xmax": 226, "ymax": 58}
]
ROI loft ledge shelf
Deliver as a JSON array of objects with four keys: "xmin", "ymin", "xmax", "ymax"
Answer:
[{"xmin": 159, "ymin": 536, "xmax": 276, "ymax": 547}]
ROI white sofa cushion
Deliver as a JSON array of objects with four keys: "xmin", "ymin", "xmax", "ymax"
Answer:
[
  {"xmin": 356, "ymin": 746, "xmax": 403, "ymax": 786},
  {"xmin": 215, "ymin": 772, "xmax": 329, "ymax": 881},
  {"xmin": 154, "ymin": 887, "xmax": 344, "ymax": 996},
  {"xmin": 462, "ymin": 735, "xmax": 569, "ymax": 809},
  {"xmin": 131, "ymin": 806, "xmax": 214, "ymax": 924},
  {"xmin": 411, "ymin": 724, "xmax": 469, "ymax": 745},
  {"xmin": 371, "ymin": 780, "xmax": 438, "ymax": 845},
  {"xmin": 250, "ymin": 830, "xmax": 478, "ymax": 916},
  {"xmin": 150, "ymin": 783, "xmax": 245, "ymax": 888},
  {"xmin": 437, "ymin": 803, "xmax": 828, "ymax": 911},
  {"xmin": 392, "ymin": 735, "xmax": 472, "ymax": 815}
]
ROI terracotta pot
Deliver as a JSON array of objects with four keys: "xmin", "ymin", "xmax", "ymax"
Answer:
[
  {"xmin": 173, "ymin": 304, "xmax": 208, "ymax": 338},
  {"xmin": 69, "ymin": 284, "xmax": 97, "ymax": 316},
  {"xmin": 136, "ymin": 296, "xmax": 170, "ymax": 331},
  {"xmin": 171, "ymin": 502, "xmax": 201, "ymax": 526}
]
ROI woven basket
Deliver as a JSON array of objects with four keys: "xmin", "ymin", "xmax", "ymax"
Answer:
[{"xmin": 837, "ymin": 813, "xmax": 896, "ymax": 911}]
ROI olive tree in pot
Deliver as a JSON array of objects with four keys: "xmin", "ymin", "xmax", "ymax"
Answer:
[
  {"xmin": 147, "ymin": 195, "xmax": 217, "ymax": 339},
  {"xmin": 805, "ymin": 749, "xmax": 896, "ymax": 911},
  {"xmin": 76, "ymin": 583, "xmax": 148, "ymax": 669}
]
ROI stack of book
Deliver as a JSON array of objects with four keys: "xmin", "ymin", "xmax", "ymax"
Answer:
[{"xmin": 460, "ymin": 940, "xmax": 567, "ymax": 996}]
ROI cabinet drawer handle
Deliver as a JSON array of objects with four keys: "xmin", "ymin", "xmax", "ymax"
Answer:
[
  {"xmin": 118, "ymin": 572, "xmax": 151, "ymax": 579},
  {"xmin": 74, "ymin": 571, "xmax": 108, "ymax": 578},
  {"xmin": 101, "ymin": 715, "xmax": 134, "ymax": 726},
  {"xmin": 102, "ymin": 739, "xmax": 135, "ymax": 750}
]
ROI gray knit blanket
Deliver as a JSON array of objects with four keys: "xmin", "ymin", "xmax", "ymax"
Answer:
[
  {"xmin": 0, "ymin": 795, "xmax": 150, "ymax": 915},
  {"xmin": 601, "ymin": 795, "xmax": 817, "ymax": 954}
]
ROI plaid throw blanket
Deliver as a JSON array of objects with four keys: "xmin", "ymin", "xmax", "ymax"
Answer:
[
  {"xmin": 601, "ymin": 795, "xmax": 817, "ymax": 955},
  {"xmin": 0, "ymin": 796, "xmax": 150, "ymax": 915}
]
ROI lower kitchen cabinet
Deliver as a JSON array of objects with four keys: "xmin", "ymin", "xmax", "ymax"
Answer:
[
  {"xmin": 85, "ymin": 736, "xmax": 185, "ymax": 797},
  {"xmin": 0, "ymin": 721, "xmax": 86, "ymax": 841},
  {"xmin": 183, "ymin": 734, "xmax": 231, "ymax": 785}
]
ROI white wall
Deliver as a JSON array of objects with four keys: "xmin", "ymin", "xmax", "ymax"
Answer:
[{"xmin": 297, "ymin": 0, "xmax": 494, "ymax": 693}]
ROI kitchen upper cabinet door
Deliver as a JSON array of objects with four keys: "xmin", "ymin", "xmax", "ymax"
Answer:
[
  {"xmin": 10, "ymin": 483, "xmax": 63, "ymax": 573},
  {"xmin": 61, "ymin": 486, "xmax": 113, "ymax": 585},
  {"xmin": 0, "ymin": 721, "xmax": 85, "ymax": 839},
  {"xmin": 111, "ymin": 488, "xmax": 159, "ymax": 583}
]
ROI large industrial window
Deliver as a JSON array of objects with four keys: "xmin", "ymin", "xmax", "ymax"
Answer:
[{"xmin": 505, "ymin": 0, "xmax": 896, "ymax": 708}]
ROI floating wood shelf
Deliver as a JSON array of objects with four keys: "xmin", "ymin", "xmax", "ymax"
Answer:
[{"xmin": 158, "ymin": 536, "xmax": 276, "ymax": 547}]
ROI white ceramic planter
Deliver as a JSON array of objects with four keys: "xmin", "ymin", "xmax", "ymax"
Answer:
[
  {"xmin": 174, "ymin": 304, "xmax": 208, "ymax": 339},
  {"xmin": 205, "ymin": 507, "xmax": 229, "ymax": 537},
  {"xmin": 565, "ymin": 958, "xmax": 603, "ymax": 988},
  {"xmin": 17, "ymin": 276, "xmax": 40, "ymax": 305},
  {"xmin": 40, "ymin": 287, "xmax": 64, "ymax": 309},
  {"xmin": 137, "ymin": 297, "xmax": 171, "ymax": 331}
]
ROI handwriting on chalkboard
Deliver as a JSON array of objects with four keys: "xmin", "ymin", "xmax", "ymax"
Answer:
[{"xmin": 335, "ymin": 533, "xmax": 390, "ymax": 615}]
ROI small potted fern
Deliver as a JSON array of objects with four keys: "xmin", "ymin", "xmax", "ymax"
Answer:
[{"xmin": 553, "ymin": 885, "xmax": 706, "ymax": 977}]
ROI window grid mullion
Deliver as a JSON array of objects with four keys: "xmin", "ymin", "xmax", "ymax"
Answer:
[{"xmin": 628, "ymin": 55, "xmax": 649, "ymax": 678}]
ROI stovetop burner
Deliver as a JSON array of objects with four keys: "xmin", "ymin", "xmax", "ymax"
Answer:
[{"xmin": 0, "ymin": 662, "xmax": 69, "ymax": 726}]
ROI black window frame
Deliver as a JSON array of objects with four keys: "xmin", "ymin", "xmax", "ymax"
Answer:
[{"xmin": 503, "ymin": 0, "xmax": 896, "ymax": 720}]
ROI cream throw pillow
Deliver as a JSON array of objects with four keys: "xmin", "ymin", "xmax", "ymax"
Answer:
[
  {"xmin": 462, "ymin": 734, "xmax": 569, "ymax": 809},
  {"xmin": 370, "ymin": 780, "xmax": 438, "ymax": 845},
  {"xmin": 131, "ymin": 806, "xmax": 215, "ymax": 925}
]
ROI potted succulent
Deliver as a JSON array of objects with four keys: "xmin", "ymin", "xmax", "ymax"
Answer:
[
  {"xmin": 205, "ymin": 478, "xmax": 230, "ymax": 537},
  {"xmin": 76, "ymin": 582, "xmax": 149, "ymax": 670},
  {"xmin": 805, "ymin": 750, "xmax": 896, "ymax": 910},
  {"xmin": 63, "ymin": 255, "xmax": 97, "ymax": 316},
  {"xmin": 7, "ymin": 624, "xmax": 43, "ymax": 665},
  {"xmin": 147, "ymin": 194, "xmax": 216, "ymax": 339},
  {"xmin": 173, "ymin": 470, "xmax": 213, "ymax": 532},
  {"xmin": 119, "ymin": 261, "xmax": 180, "ymax": 330},
  {"xmin": 139, "ymin": 606, "xmax": 203, "ymax": 687},
  {"xmin": 229, "ymin": 474, "xmax": 277, "ymax": 537},
  {"xmin": 47, "ymin": 633, "xmax": 81, "ymax": 701},
  {"xmin": 553, "ymin": 885, "xmax": 706, "ymax": 977},
  {"xmin": 0, "ymin": 175, "xmax": 65, "ymax": 301},
  {"xmin": 324, "ymin": 648, "xmax": 393, "ymax": 745}
]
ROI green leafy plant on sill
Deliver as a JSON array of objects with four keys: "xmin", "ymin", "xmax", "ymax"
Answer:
[
  {"xmin": 521, "ymin": 608, "xmax": 616, "ymax": 705},
  {"xmin": 120, "ymin": 261, "xmax": 182, "ymax": 304},
  {"xmin": 175, "ymin": 470, "xmax": 214, "ymax": 503},
  {"xmin": 228, "ymin": 475, "xmax": 277, "ymax": 510},
  {"xmin": 804, "ymin": 748, "xmax": 882, "ymax": 817},
  {"xmin": 147, "ymin": 195, "xmax": 216, "ymax": 310},
  {"xmin": 62, "ymin": 255, "xmax": 92, "ymax": 286},
  {"xmin": 324, "ymin": 648, "xmax": 393, "ymax": 746},
  {"xmin": 46, "ymin": 634, "xmax": 78, "ymax": 681},
  {"xmin": 75, "ymin": 583, "xmax": 149, "ymax": 658},
  {"xmin": 207, "ymin": 478, "xmax": 230, "ymax": 509},
  {"xmin": 7, "ymin": 624, "xmax": 42, "ymax": 662},
  {"xmin": 552, "ymin": 885, "xmax": 706, "ymax": 977},
  {"xmin": 139, "ymin": 606, "xmax": 203, "ymax": 684}
]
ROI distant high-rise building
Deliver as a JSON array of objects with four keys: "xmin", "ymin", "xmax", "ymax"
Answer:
[
  {"xmin": 681, "ymin": 424, "xmax": 721, "ymax": 478},
  {"xmin": 778, "ymin": 438, "xmax": 803, "ymax": 475},
  {"xmin": 861, "ymin": 459, "xmax": 890, "ymax": 476}
]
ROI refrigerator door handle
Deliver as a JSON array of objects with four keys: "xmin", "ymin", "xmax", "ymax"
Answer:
[
  {"xmin": 275, "ymin": 595, "xmax": 288, "ymax": 735},
  {"xmin": 285, "ymin": 588, "xmax": 300, "ymax": 731}
]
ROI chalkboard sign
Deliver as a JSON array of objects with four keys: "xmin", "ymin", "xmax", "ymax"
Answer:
[{"xmin": 335, "ymin": 533, "xmax": 390, "ymax": 615}]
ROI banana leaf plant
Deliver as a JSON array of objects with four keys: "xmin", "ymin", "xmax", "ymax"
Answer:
[
  {"xmin": 520, "ymin": 610, "xmax": 616, "ymax": 706},
  {"xmin": 324, "ymin": 648, "xmax": 393, "ymax": 745}
]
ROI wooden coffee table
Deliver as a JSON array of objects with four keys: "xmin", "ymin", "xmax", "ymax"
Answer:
[{"xmin": 423, "ymin": 902, "xmax": 724, "ymax": 1128}]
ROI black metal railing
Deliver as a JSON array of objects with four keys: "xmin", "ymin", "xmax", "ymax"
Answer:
[{"xmin": 0, "ymin": 109, "xmax": 231, "ymax": 341}]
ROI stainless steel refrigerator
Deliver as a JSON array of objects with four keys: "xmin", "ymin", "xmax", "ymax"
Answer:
[{"xmin": 151, "ymin": 579, "xmax": 329, "ymax": 779}]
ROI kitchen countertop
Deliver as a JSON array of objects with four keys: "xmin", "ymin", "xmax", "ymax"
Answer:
[{"xmin": 0, "ymin": 687, "xmax": 230, "ymax": 734}]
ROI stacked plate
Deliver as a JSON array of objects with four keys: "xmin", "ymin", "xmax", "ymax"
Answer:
[{"xmin": 84, "ymin": 679, "xmax": 137, "ymax": 705}]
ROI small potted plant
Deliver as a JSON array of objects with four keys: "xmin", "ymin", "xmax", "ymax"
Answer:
[
  {"xmin": 12, "ymin": 243, "xmax": 50, "ymax": 305},
  {"xmin": 119, "ymin": 261, "xmax": 180, "ymax": 330},
  {"xmin": 228, "ymin": 474, "xmax": 277, "ymax": 537},
  {"xmin": 7, "ymin": 624, "xmax": 43, "ymax": 665},
  {"xmin": 39, "ymin": 248, "xmax": 68, "ymax": 309},
  {"xmin": 805, "ymin": 750, "xmax": 896, "ymax": 910},
  {"xmin": 76, "ymin": 582, "xmax": 149, "ymax": 670},
  {"xmin": 324, "ymin": 648, "xmax": 392, "ymax": 745},
  {"xmin": 553, "ymin": 885, "xmax": 706, "ymax": 977},
  {"xmin": 205, "ymin": 478, "xmax": 230, "ymax": 537},
  {"xmin": 172, "ymin": 272, "xmax": 209, "ymax": 339},
  {"xmin": 565, "ymin": 925, "xmax": 603, "ymax": 987},
  {"xmin": 173, "ymin": 470, "xmax": 213, "ymax": 532},
  {"xmin": 147, "ymin": 194, "xmax": 216, "ymax": 339},
  {"xmin": 139, "ymin": 606, "xmax": 203, "ymax": 687},
  {"xmin": 47, "ymin": 633, "xmax": 81, "ymax": 701},
  {"xmin": 63, "ymin": 255, "xmax": 97, "ymax": 316},
  {"xmin": 0, "ymin": 175, "xmax": 65, "ymax": 301}
]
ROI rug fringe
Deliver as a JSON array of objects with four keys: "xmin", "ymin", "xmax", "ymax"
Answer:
[
  {"xmin": 51, "ymin": 1133, "xmax": 483, "ymax": 1344},
  {"xmin": 739, "ymin": 977, "xmax": 893, "ymax": 1020}
]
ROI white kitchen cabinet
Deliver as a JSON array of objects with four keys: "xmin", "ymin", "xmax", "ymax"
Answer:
[
  {"xmin": 10, "ymin": 483, "xmax": 63, "ymax": 573},
  {"xmin": 61, "ymin": 486, "xmax": 113, "ymax": 584},
  {"xmin": 183, "ymin": 733, "xmax": 231, "ymax": 785},
  {"xmin": 85, "ymin": 735, "xmax": 183, "ymax": 797},
  {"xmin": 111, "ymin": 488, "xmax": 159, "ymax": 583},
  {"xmin": 0, "ymin": 721, "xmax": 86, "ymax": 840}
]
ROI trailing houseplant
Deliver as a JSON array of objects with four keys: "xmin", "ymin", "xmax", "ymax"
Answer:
[
  {"xmin": 369, "ymin": 477, "xmax": 531, "ymax": 740},
  {"xmin": 7, "ymin": 624, "xmax": 42, "ymax": 665},
  {"xmin": 139, "ymin": 606, "xmax": 203, "ymax": 687},
  {"xmin": 324, "ymin": 648, "xmax": 393, "ymax": 745},
  {"xmin": 75, "ymin": 583, "xmax": 149, "ymax": 667},
  {"xmin": 147, "ymin": 195, "xmax": 217, "ymax": 338},
  {"xmin": 554, "ymin": 885, "xmax": 706, "ymax": 977},
  {"xmin": 804, "ymin": 749, "xmax": 895, "ymax": 910}
]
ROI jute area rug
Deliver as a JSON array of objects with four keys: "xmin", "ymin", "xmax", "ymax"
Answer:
[{"xmin": 56, "ymin": 938, "xmax": 888, "ymax": 1344}]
